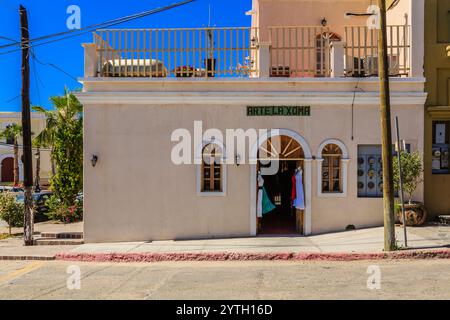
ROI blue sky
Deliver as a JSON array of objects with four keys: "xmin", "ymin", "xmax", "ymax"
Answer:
[{"xmin": 0, "ymin": 0, "xmax": 251, "ymax": 111}]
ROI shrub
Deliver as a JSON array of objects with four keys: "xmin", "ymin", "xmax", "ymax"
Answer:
[
  {"xmin": 0, "ymin": 192, "xmax": 24, "ymax": 234},
  {"xmin": 45, "ymin": 195, "xmax": 83, "ymax": 223},
  {"xmin": 392, "ymin": 151, "xmax": 423, "ymax": 204}
]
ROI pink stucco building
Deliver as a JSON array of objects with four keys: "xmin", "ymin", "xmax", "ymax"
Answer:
[{"xmin": 78, "ymin": 0, "xmax": 427, "ymax": 242}]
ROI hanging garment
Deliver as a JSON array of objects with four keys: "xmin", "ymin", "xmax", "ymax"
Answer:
[
  {"xmin": 257, "ymin": 174, "xmax": 264, "ymax": 218},
  {"xmin": 262, "ymin": 187, "xmax": 276, "ymax": 215},
  {"xmin": 291, "ymin": 174, "xmax": 297, "ymax": 205},
  {"xmin": 293, "ymin": 169, "xmax": 305, "ymax": 210},
  {"xmin": 257, "ymin": 173, "xmax": 276, "ymax": 217}
]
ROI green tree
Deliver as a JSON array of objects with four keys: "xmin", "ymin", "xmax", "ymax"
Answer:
[
  {"xmin": 33, "ymin": 88, "xmax": 83, "ymax": 208},
  {"xmin": 0, "ymin": 192, "xmax": 24, "ymax": 235},
  {"xmin": 393, "ymin": 151, "xmax": 423, "ymax": 204},
  {"xmin": 32, "ymin": 105, "xmax": 58, "ymax": 176},
  {"xmin": 50, "ymin": 89, "xmax": 83, "ymax": 206},
  {"xmin": 0, "ymin": 123, "xmax": 22, "ymax": 185}
]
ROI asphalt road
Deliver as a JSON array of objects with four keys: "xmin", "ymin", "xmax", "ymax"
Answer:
[{"xmin": 0, "ymin": 260, "xmax": 449, "ymax": 300}]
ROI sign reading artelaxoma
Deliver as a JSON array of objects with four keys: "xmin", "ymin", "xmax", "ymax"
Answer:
[{"xmin": 247, "ymin": 106, "xmax": 311, "ymax": 117}]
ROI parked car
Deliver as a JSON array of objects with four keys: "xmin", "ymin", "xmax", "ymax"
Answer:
[
  {"xmin": 0, "ymin": 186, "xmax": 24, "ymax": 193},
  {"xmin": 15, "ymin": 191, "xmax": 53, "ymax": 223}
]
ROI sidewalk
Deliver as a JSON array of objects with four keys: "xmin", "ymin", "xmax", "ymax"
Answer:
[
  {"xmin": 0, "ymin": 221, "xmax": 83, "ymax": 260},
  {"xmin": 0, "ymin": 221, "xmax": 83, "ymax": 236},
  {"xmin": 1, "ymin": 223, "xmax": 449, "ymax": 261},
  {"xmin": 64, "ymin": 224, "xmax": 450, "ymax": 254},
  {"xmin": 58, "ymin": 224, "xmax": 450, "ymax": 262}
]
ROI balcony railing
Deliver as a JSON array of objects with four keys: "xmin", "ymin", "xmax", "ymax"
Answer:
[
  {"xmin": 94, "ymin": 27, "xmax": 259, "ymax": 78},
  {"xmin": 269, "ymin": 25, "xmax": 410, "ymax": 78},
  {"xmin": 88, "ymin": 25, "xmax": 411, "ymax": 79},
  {"xmin": 344, "ymin": 25, "xmax": 410, "ymax": 77},
  {"xmin": 269, "ymin": 26, "xmax": 333, "ymax": 77}
]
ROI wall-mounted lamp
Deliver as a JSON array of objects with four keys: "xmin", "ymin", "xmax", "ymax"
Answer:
[
  {"xmin": 321, "ymin": 18, "xmax": 328, "ymax": 27},
  {"xmin": 235, "ymin": 154, "xmax": 241, "ymax": 166},
  {"xmin": 91, "ymin": 154, "xmax": 98, "ymax": 167}
]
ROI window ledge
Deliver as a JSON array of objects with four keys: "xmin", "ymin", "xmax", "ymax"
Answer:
[
  {"xmin": 317, "ymin": 192, "xmax": 347, "ymax": 198},
  {"xmin": 197, "ymin": 191, "xmax": 227, "ymax": 197}
]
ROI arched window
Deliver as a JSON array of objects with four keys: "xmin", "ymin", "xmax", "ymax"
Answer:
[
  {"xmin": 201, "ymin": 143, "xmax": 223, "ymax": 193},
  {"xmin": 321, "ymin": 144, "xmax": 343, "ymax": 193},
  {"xmin": 317, "ymin": 140, "xmax": 349, "ymax": 197}
]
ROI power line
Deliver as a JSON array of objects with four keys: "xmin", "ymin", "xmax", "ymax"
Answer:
[
  {"xmin": 31, "ymin": 51, "xmax": 42, "ymax": 105},
  {"xmin": 5, "ymin": 94, "xmax": 20, "ymax": 103},
  {"xmin": 0, "ymin": 0, "xmax": 195, "ymax": 54},
  {"xmin": 0, "ymin": 35, "xmax": 18, "ymax": 43},
  {"xmin": 31, "ymin": 49, "xmax": 78, "ymax": 82}
]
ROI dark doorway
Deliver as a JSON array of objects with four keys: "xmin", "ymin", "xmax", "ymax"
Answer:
[
  {"xmin": 1, "ymin": 157, "xmax": 14, "ymax": 183},
  {"xmin": 257, "ymin": 135, "xmax": 305, "ymax": 235},
  {"xmin": 260, "ymin": 160, "xmax": 298, "ymax": 235}
]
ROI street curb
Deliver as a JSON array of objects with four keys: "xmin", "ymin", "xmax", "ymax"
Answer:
[
  {"xmin": 55, "ymin": 249, "xmax": 450, "ymax": 263},
  {"xmin": 0, "ymin": 256, "xmax": 55, "ymax": 261}
]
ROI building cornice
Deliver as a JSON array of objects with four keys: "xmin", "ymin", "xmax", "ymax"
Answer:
[
  {"xmin": 427, "ymin": 106, "xmax": 450, "ymax": 118},
  {"xmin": 78, "ymin": 76, "xmax": 426, "ymax": 85},
  {"xmin": 76, "ymin": 91, "xmax": 428, "ymax": 106}
]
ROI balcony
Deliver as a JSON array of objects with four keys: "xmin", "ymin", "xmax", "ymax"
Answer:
[{"xmin": 83, "ymin": 25, "xmax": 411, "ymax": 79}]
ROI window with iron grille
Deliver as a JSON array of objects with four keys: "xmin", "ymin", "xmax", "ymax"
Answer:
[
  {"xmin": 201, "ymin": 143, "xmax": 223, "ymax": 192},
  {"xmin": 321, "ymin": 144, "xmax": 343, "ymax": 193}
]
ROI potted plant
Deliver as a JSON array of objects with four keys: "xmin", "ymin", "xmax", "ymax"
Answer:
[
  {"xmin": 204, "ymin": 29, "xmax": 216, "ymax": 77},
  {"xmin": 393, "ymin": 151, "xmax": 427, "ymax": 226},
  {"xmin": 175, "ymin": 66, "xmax": 195, "ymax": 77}
]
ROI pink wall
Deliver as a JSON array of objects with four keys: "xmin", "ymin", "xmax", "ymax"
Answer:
[{"xmin": 253, "ymin": 0, "xmax": 371, "ymax": 42}]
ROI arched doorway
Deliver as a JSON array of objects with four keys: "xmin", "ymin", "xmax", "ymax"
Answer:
[
  {"xmin": 250, "ymin": 129, "xmax": 313, "ymax": 236},
  {"xmin": 1, "ymin": 157, "xmax": 14, "ymax": 183},
  {"xmin": 258, "ymin": 136, "xmax": 304, "ymax": 234},
  {"xmin": 316, "ymin": 32, "xmax": 342, "ymax": 77}
]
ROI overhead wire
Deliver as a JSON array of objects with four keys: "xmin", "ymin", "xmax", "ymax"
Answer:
[{"xmin": 0, "ymin": 0, "xmax": 195, "ymax": 54}]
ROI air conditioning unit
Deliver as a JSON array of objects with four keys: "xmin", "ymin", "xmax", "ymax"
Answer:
[
  {"xmin": 365, "ymin": 55, "xmax": 400, "ymax": 76},
  {"xmin": 345, "ymin": 56, "xmax": 365, "ymax": 77}
]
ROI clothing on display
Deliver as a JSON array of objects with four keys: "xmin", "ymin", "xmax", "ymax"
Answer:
[
  {"xmin": 292, "ymin": 168, "xmax": 305, "ymax": 210},
  {"xmin": 257, "ymin": 173, "xmax": 276, "ymax": 217}
]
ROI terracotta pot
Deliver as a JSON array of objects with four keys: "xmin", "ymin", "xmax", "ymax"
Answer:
[{"xmin": 397, "ymin": 202, "xmax": 427, "ymax": 226}]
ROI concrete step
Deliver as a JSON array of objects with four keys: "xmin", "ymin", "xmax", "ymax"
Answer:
[
  {"xmin": 39, "ymin": 232, "xmax": 83, "ymax": 239},
  {"xmin": 34, "ymin": 238, "xmax": 84, "ymax": 246}
]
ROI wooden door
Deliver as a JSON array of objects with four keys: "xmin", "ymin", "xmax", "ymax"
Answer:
[{"xmin": 1, "ymin": 158, "xmax": 14, "ymax": 183}]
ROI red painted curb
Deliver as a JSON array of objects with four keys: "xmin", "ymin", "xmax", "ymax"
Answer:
[
  {"xmin": 0, "ymin": 256, "xmax": 55, "ymax": 261},
  {"xmin": 55, "ymin": 249, "xmax": 450, "ymax": 263}
]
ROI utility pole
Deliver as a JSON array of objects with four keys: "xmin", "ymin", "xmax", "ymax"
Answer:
[
  {"xmin": 20, "ymin": 5, "xmax": 34, "ymax": 246},
  {"xmin": 377, "ymin": 0, "xmax": 396, "ymax": 251}
]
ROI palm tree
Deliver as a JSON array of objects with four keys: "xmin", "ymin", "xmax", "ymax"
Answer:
[
  {"xmin": 32, "ymin": 87, "xmax": 83, "ymax": 181},
  {"xmin": 0, "ymin": 123, "xmax": 22, "ymax": 186},
  {"xmin": 32, "ymin": 106, "xmax": 57, "ymax": 176}
]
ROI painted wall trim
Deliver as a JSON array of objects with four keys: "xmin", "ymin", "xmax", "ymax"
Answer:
[{"xmin": 76, "ymin": 92, "xmax": 428, "ymax": 106}]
